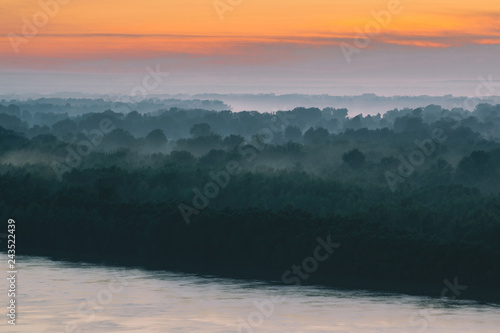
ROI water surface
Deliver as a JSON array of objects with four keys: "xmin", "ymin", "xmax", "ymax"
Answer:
[{"xmin": 2, "ymin": 254, "xmax": 499, "ymax": 332}]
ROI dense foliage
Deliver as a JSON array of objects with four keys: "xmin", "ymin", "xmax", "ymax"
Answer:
[{"xmin": 1, "ymin": 100, "xmax": 499, "ymax": 292}]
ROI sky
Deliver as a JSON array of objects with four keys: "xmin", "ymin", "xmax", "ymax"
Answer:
[{"xmin": 1, "ymin": 0, "xmax": 500, "ymax": 96}]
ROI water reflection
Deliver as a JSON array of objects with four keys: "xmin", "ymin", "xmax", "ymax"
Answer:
[{"xmin": 1, "ymin": 254, "xmax": 499, "ymax": 333}]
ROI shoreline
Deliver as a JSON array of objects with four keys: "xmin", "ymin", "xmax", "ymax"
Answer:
[{"xmin": 11, "ymin": 249, "xmax": 500, "ymax": 305}]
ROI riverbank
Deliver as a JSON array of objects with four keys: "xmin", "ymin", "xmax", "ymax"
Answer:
[{"xmin": 13, "ymin": 248, "xmax": 500, "ymax": 305}]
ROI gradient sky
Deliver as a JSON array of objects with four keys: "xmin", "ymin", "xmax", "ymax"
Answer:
[{"xmin": 1, "ymin": 0, "xmax": 500, "ymax": 95}]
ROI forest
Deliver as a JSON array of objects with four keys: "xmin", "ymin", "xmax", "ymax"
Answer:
[{"xmin": 1, "ymin": 98, "xmax": 499, "ymax": 295}]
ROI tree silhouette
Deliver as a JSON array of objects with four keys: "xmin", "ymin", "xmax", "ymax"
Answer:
[
  {"xmin": 146, "ymin": 129, "xmax": 168, "ymax": 147},
  {"xmin": 342, "ymin": 148, "xmax": 366, "ymax": 168}
]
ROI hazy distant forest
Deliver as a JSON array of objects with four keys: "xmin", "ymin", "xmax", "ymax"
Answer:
[{"xmin": 1, "ymin": 98, "xmax": 500, "ymax": 291}]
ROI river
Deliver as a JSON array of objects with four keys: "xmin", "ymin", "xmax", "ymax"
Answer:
[{"xmin": 1, "ymin": 253, "xmax": 499, "ymax": 332}]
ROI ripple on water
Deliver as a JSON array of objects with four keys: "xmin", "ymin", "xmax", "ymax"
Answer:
[{"xmin": 3, "ymin": 254, "xmax": 499, "ymax": 333}]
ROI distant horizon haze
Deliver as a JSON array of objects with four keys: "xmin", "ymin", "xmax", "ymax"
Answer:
[{"xmin": 1, "ymin": 0, "xmax": 500, "ymax": 99}]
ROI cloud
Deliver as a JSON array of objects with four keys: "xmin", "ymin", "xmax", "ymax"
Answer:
[{"xmin": 2, "ymin": 31, "xmax": 500, "ymax": 61}]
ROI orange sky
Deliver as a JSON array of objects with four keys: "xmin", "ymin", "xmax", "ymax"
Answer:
[
  {"xmin": 1, "ymin": 0, "xmax": 499, "ymax": 95},
  {"xmin": 1, "ymin": 0, "xmax": 500, "ymax": 58}
]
